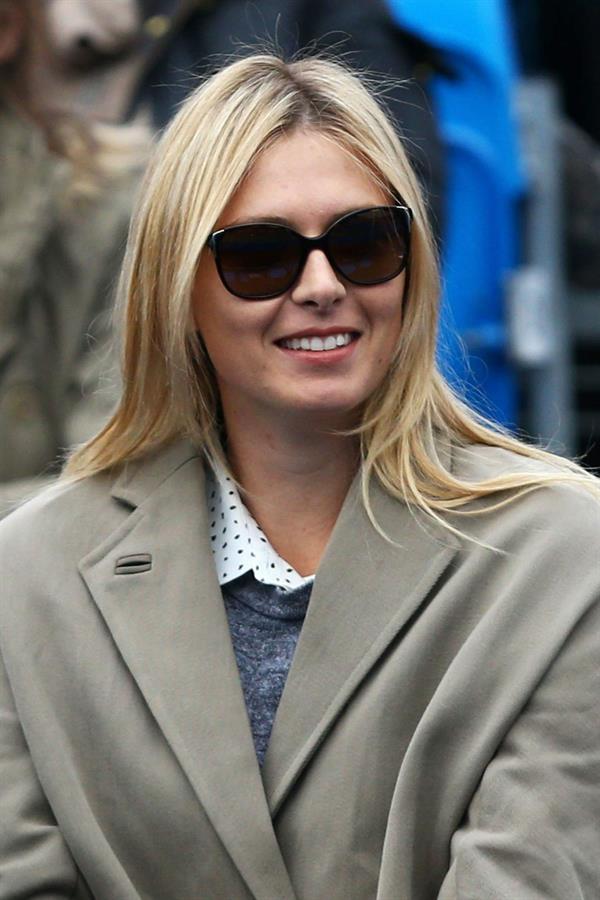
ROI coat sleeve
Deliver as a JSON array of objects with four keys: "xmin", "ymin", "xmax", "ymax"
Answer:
[
  {"xmin": 0, "ymin": 643, "xmax": 81, "ymax": 896},
  {"xmin": 437, "ymin": 594, "xmax": 600, "ymax": 899}
]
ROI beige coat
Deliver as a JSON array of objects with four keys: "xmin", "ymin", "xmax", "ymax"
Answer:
[{"xmin": 0, "ymin": 439, "xmax": 599, "ymax": 899}]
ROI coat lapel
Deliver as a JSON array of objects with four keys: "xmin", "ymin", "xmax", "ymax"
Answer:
[
  {"xmin": 262, "ymin": 474, "xmax": 459, "ymax": 816},
  {"xmin": 79, "ymin": 443, "xmax": 296, "ymax": 900}
]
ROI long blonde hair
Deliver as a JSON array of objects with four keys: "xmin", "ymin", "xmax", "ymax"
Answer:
[{"xmin": 64, "ymin": 52, "xmax": 599, "ymax": 528}]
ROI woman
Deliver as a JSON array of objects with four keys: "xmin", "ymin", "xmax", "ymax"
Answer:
[
  {"xmin": 0, "ymin": 0, "xmax": 145, "ymax": 516},
  {"xmin": 0, "ymin": 53, "xmax": 599, "ymax": 899}
]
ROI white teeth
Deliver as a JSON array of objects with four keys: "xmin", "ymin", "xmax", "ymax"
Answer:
[{"xmin": 281, "ymin": 332, "xmax": 353, "ymax": 351}]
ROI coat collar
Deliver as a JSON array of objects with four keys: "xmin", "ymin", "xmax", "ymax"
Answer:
[
  {"xmin": 108, "ymin": 437, "xmax": 202, "ymax": 507},
  {"xmin": 79, "ymin": 439, "xmax": 458, "ymax": 894},
  {"xmin": 81, "ymin": 440, "xmax": 297, "ymax": 900},
  {"xmin": 261, "ymin": 470, "xmax": 459, "ymax": 814}
]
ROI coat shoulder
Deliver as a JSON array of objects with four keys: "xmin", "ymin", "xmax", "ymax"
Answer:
[
  {"xmin": 453, "ymin": 441, "xmax": 575, "ymax": 479},
  {"xmin": 0, "ymin": 473, "xmax": 126, "ymax": 574},
  {"xmin": 0, "ymin": 440, "xmax": 202, "ymax": 578},
  {"xmin": 451, "ymin": 441, "xmax": 600, "ymax": 547}
]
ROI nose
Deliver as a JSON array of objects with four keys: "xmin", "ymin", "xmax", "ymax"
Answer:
[{"xmin": 289, "ymin": 249, "xmax": 346, "ymax": 309}]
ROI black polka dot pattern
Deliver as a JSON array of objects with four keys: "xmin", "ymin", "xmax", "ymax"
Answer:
[{"xmin": 205, "ymin": 464, "xmax": 315, "ymax": 591}]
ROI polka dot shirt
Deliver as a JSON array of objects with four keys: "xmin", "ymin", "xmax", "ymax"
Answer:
[{"xmin": 205, "ymin": 462, "xmax": 315, "ymax": 592}]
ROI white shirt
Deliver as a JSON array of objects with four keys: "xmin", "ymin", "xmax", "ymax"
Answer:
[{"xmin": 205, "ymin": 462, "xmax": 315, "ymax": 592}]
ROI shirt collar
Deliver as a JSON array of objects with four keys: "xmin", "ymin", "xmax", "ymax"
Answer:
[{"xmin": 205, "ymin": 461, "xmax": 314, "ymax": 591}]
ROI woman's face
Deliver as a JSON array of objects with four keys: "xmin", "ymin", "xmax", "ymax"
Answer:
[{"xmin": 193, "ymin": 129, "xmax": 406, "ymax": 430}]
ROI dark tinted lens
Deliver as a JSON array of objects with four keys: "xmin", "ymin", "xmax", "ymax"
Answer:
[
  {"xmin": 217, "ymin": 224, "xmax": 301, "ymax": 299},
  {"xmin": 329, "ymin": 207, "xmax": 408, "ymax": 285}
]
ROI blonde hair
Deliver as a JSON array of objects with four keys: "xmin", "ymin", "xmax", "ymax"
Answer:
[{"xmin": 64, "ymin": 52, "xmax": 599, "ymax": 530}]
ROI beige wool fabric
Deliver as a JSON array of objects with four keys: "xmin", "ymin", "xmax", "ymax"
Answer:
[{"xmin": 0, "ymin": 439, "xmax": 599, "ymax": 898}]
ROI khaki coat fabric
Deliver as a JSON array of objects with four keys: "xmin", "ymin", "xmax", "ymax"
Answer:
[
  {"xmin": 0, "ymin": 103, "xmax": 140, "ymax": 516},
  {"xmin": 0, "ymin": 439, "xmax": 599, "ymax": 898}
]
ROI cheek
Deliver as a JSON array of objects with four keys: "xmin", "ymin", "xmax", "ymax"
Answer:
[
  {"xmin": 191, "ymin": 288, "xmax": 274, "ymax": 381},
  {"xmin": 373, "ymin": 286, "xmax": 404, "ymax": 334},
  {"xmin": 193, "ymin": 308, "xmax": 239, "ymax": 377},
  {"xmin": 192, "ymin": 271, "xmax": 242, "ymax": 351},
  {"xmin": 369, "ymin": 289, "xmax": 404, "ymax": 368}
]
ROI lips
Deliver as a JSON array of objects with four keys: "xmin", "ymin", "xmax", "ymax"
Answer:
[
  {"xmin": 275, "ymin": 328, "xmax": 361, "ymax": 352},
  {"xmin": 281, "ymin": 333, "xmax": 353, "ymax": 351}
]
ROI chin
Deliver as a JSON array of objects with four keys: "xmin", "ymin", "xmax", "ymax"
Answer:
[{"xmin": 280, "ymin": 393, "xmax": 365, "ymax": 422}]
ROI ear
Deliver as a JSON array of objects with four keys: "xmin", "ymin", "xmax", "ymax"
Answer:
[{"xmin": 0, "ymin": 6, "xmax": 25, "ymax": 65}]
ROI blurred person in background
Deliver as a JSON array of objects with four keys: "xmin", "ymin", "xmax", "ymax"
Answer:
[{"xmin": 0, "ymin": 0, "xmax": 148, "ymax": 516}]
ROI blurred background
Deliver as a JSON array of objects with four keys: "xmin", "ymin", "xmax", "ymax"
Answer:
[{"xmin": 1, "ymin": 0, "xmax": 599, "ymax": 515}]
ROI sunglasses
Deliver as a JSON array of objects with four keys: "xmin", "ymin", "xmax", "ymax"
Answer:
[{"xmin": 206, "ymin": 204, "xmax": 412, "ymax": 300}]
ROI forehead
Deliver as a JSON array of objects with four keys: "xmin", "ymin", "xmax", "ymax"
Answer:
[{"xmin": 218, "ymin": 129, "xmax": 390, "ymax": 231}]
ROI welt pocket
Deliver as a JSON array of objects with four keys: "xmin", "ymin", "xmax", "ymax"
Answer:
[{"xmin": 114, "ymin": 553, "xmax": 152, "ymax": 575}]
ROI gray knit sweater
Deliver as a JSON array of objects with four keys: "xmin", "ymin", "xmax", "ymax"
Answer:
[{"xmin": 222, "ymin": 571, "xmax": 313, "ymax": 765}]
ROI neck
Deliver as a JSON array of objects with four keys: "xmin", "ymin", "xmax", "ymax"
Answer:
[{"xmin": 222, "ymin": 406, "xmax": 360, "ymax": 576}]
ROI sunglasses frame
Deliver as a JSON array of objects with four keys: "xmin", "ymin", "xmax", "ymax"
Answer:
[{"xmin": 206, "ymin": 204, "xmax": 413, "ymax": 300}]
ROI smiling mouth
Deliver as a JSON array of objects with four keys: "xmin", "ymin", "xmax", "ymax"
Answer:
[{"xmin": 277, "ymin": 332, "xmax": 359, "ymax": 352}]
